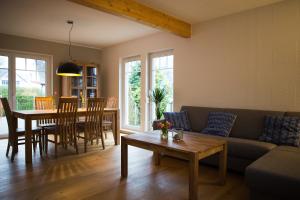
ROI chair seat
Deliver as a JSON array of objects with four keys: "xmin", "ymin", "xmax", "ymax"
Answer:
[
  {"xmin": 15, "ymin": 127, "xmax": 42, "ymax": 135},
  {"xmin": 43, "ymin": 125, "xmax": 57, "ymax": 133}
]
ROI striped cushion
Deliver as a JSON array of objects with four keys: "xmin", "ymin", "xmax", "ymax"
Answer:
[
  {"xmin": 259, "ymin": 116, "xmax": 300, "ymax": 147},
  {"xmin": 202, "ymin": 112, "xmax": 237, "ymax": 137},
  {"xmin": 163, "ymin": 111, "xmax": 191, "ymax": 131}
]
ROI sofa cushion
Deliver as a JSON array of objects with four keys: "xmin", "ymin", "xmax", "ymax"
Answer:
[
  {"xmin": 181, "ymin": 106, "xmax": 285, "ymax": 140},
  {"xmin": 246, "ymin": 146, "xmax": 300, "ymax": 199},
  {"xmin": 189, "ymin": 132, "xmax": 276, "ymax": 160},
  {"xmin": 181, "ymin": 106, "xmax": 225, "ymax": 132},
  {"xmin": 163, "ymin": 111, "xmax": 191, "ymax": 131},
  {"xmin": 202, "ymin": 112, "xmax": 237, "ymax": 137},
  {"xmin": 259, "ymin": 116, "xmax": 300, "ymax": 147}
]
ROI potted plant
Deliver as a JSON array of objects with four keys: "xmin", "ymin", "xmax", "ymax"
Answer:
[{"xmin": 150, "ymin": 88, "xmax": 167, "ymax": 129}]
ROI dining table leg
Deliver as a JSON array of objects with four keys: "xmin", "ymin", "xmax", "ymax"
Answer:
[
  {"xmin": 121, "ymin": 136, "xmax": 128, "ymax": 177},
  {"xmin": 25, "ymin": 116, "xmax": 32, "ymax": 164}
]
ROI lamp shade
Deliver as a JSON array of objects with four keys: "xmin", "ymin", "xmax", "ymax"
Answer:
[{"xmin": 56, "ymin": 62, "xmax": 82, "ymax": 76}]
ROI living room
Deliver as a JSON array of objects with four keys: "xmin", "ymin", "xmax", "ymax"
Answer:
[{"xmin": 0, "ymin": 0, "xmax": 299, "ymax": 199}]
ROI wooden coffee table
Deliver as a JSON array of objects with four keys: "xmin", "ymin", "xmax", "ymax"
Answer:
[{"xmin": 121, "ymin": 131, "xmax": 227, "ymax": 200}]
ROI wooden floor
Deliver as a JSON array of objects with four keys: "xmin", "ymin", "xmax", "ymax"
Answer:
[{"xmin": 0, "ymin": 134, "xmax": 249, "ymax": 200}]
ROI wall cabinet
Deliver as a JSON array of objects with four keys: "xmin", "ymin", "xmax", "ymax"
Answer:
[{"xmin": 61, "ymin": 63, "xmax": 99, "ymax": 107}]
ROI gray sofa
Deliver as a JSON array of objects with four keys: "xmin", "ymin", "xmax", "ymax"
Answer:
[
  {"xmin": 154, "ymin": 106, "xmax": 300, "ymax": 199},
  {"xmin": 180, "ymin": 106, "xmax": 285, "ymax": 172}
]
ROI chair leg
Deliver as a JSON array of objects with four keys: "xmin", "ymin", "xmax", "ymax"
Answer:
[
  {"xmin": 96, "ymin": 130, "xmax": 99, "ymax": 145},
  {"xmin": 100, "ymin": 130, "xmax": 105, "ymax": 150},
  {"xmin": 84, "ymin": 132, "xmax": 87, "ymax": 153},
  {"xmin": 73, "ymin": 132, "xmax": 79, "ymax": 154},
  {"xmin": 32, "ymin": 134, "xmax": 36, "ymax": 152},
  {"xmin": 105, "ymin": 132, "xmax": 107, "ymax": 139},
  {"xmin": 11, "ymin": 142, "xmax": 17, "ymax": 162},
  {"xmin": 45, "ymin": 134, "xmax": 48, "ymax": 154},
  {"xmin": 54, "ymin": 134, "xmax": 58, "ymax": 158},
  {"xmin": 38, "ymin": 134, "xmax": 43, "ymax": 158},
  {"xmin": 6, "ymin": 142, "xmax": 10, "ymax": 157}
]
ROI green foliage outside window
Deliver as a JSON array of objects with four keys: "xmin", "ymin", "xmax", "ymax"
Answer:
[
  {"xmin": 128, "ymin": 62, "xmax": 141, "ymax": 126},
  {"xmin": 0, "ymin": 86, "xmax": 44, "ymax": 116},
  {"xmin": 154, "ymin": 70, "xmax": 173, "ymax": 117}
]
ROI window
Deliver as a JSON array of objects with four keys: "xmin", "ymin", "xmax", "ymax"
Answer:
[
  {"xmin": 120, "ymin": 51, "xmax": 174, "ymax": 132},
  {"xmin": 0, "ymin": 50, "xmax": 52, "ymax": 136},
  {"xmin": 0, "ymin": 55, "xmax": 9, "ymax": 136},
  {"xmin": 122, "ymin": 57, "xmax": 142, "ymax": 129},
  {"xmin": 15, "ymin": 57, "xmax": 47, "ymax": 110},
  {"xmin": 149, "ymin": 50, "xmax": 174, "ymax": 124}
]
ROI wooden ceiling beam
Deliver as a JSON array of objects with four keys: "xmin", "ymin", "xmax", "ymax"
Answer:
[{"xmin": 68, "ymin": 0, "xmax": 191, "ymax": 38}]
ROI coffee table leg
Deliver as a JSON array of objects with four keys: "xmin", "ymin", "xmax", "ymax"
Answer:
[
  {"xmin": 154, "ymin": 151, "xmax": 160, "ymax": 166},
  {"xmin": 121, "ymin": 137, "xmax": 128, "ymax": 177},
  {"xmin": 189, "ymin": 153, "xmax": 198, "ymax": 200},
  {"xmin": 219, "ymin": 143, "xmax": 227, "ymax": 185}
]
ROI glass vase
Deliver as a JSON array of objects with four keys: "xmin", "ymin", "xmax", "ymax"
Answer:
[{"xmin": 161, "ymin": 129, "xmax": 168, "ymax": 140}]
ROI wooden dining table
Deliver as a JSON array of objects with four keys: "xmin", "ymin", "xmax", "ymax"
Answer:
[{"xmin": 12, "ymin": 108, "xmax": 120, "ymax": 165}]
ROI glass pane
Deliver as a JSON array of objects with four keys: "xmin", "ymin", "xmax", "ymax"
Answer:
[
  {"xmin": 124, "ymin": 59, "xmax": 141, "ymax": 127},
  {"xmin": 151, "ymin": 55, "xmax": 174, "ymax": 122},
  {"xmin": 36, "ymin": 60, "xmax": 46, "ymax": 71},
  {"xmin": 72, "ymin": 89, "xmax": 79, "ymax": 97},
  {"xmin": 16, "ymin": 57, "xmax": 25, "ymax": 70},
  {"xmin": 87, "ymin": 67, "xmax": 97, "ymax": 76},
  {"xmin": 87, "ymin": 89, "xmax": 97, "ymax": 98},
  {"xmin": 15, "ymin": 58, "xmax": 46, "ymax": 110},
  {"xmin": 0, "ymin": 56, "xmax": 8, "ymax": 69},
  {"xmin": 87, "ymin": 77, "xmax": 97, "ymax": 87},
  {"xmin": 71, "ymin": 77, "xmax": 83, "ymax": 88},
  {"xmin": 0, "ymin": 56, "xmax": 9, "ymax": 135},
  {"xmin": 26, "ymin": 58, "xmax": 36, "ymax": 70}
]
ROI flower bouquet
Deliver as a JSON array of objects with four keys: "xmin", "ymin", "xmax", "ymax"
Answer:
[{"xmin": 158, "ymin": 121, "xmax": 171, "ymax": 140}]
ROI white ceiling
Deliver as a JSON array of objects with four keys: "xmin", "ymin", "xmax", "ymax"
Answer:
[
  {"xmin": 137, "ymin": 0, "xmax": 285, "ymax": 24},
  {"xmin": 0, "ymin": 0, "xmax": 284, "ymax": 49},
  {"xmin": 0, "ymin": 0, "xmax": 158, "ymax": 49}
]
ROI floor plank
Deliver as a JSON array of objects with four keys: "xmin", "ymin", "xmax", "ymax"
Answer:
[{"xmin": 0, "ymin": 134, "xmax": 249, "ymax": 200}]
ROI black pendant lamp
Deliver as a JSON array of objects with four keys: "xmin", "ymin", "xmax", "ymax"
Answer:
[{"xmin": 56, "ymin": 20, "xmax": 82, "ymax": 77}]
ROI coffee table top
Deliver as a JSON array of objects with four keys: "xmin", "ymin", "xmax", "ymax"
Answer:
[{"xmin": 122, "ymin": 131, "xmax": 226, "ymax": 154}]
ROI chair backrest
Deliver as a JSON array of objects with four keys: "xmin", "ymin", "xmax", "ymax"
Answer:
[
  {"xmin": 56, "ymin": 97, "xmax": 78, "ymax": 137},
  {"xmin": 35, "ymin": 96, "xmax": 55, "ymax": 126},
  {"xmin": 0, "ymin": 98, "xmax": 14, "ymax": 140},
  {"xmin": 35, "ymin": 96, "xmax": 54, "ymax": 110},
  {"xmin": 106, "ymin": 97, "xmax": 118, "ymax": 108},
  {"xmin": 85, "ymin": 98, "xmax": 106, "ymax": 133}
]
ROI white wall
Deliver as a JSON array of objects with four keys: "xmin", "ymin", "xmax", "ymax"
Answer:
[{"xmin": 101, "ymin": 0, "xmax": 300, "ymax": 114}]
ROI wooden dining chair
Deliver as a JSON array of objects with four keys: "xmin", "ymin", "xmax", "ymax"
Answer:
[
  {"xmin": 0, "ymin": 98, "xmax": 43, "ymax": 162},
  {"xmin": 35, "ymin": 96, "xmax": 55, "ymax": 126},
  {"xmin": 35, "ymin": 96, "xmax": 55, "ymax": 152},
  {"xmin": 77, "ymin": 98, "xmax": 106, "ymax": 152},
  {"xmin": 43, "ymin": 97, "xmax": 78, "ymax": 158},
  {"xmin": 103, "ymin": 97, "xmax": 117, "ymax": 141}
]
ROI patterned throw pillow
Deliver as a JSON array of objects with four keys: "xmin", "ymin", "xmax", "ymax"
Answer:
[
  {"xmin": 202, "ymin": 112, "xmax": 237, "ymax": 137},
  {"xmin": 259, "ymin": 116, "xmax": 300, "ymax": 147},
  {"xmin": 163, "ymin": 111, "xmax": 191, "ymax": 131}
]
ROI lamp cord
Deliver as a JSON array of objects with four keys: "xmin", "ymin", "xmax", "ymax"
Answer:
[{"xmin": 68, "ymin": 22, "xmax": 74, "ymax": 61}]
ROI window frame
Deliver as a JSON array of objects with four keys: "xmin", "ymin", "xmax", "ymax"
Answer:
[
  {"xmin": 0, "ymin": 49, "xmax": 53, "ymax": 109},
  {"xmin": 121, "ymin": 55, "xmax": 142, "ymax": 131},
  {"xmin": 148, "ymin": 50, "xmax": 174, "ymax": 129}
]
